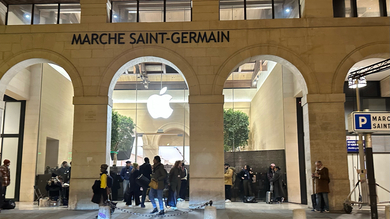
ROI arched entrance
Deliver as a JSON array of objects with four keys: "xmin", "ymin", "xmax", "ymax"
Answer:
[
  {"xmin": 0, "ymin": 58, "xmax": 75, "ymax": 202},
  {"xmin": 220, "ymin": 54, "xmax": 309, "ymax": 205}
]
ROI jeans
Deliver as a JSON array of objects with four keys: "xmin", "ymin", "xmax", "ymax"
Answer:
[
  {"xmin": 225, "ymin": 185, "xmax": 232, "ymax": 200},
  {"xmin": 141, "ymin": 186, "xmax": 148, "ymax": 206},
  {"xmin": 123, "ymin": 180, "xmax": 129, "ymax": 197},
  {"xmin": 149, "ymin": 188, "xmax": 164, "ymax": 211},
  {"xmin": 167, "ymin": 188, "xmax": 177, "ymax": 207},
  {"xmin": 316, "ymin": 192, "xmax": 329, "ymax": 211},
  {"xmin": 0, "ymin": 186, "xmax": 5, "ymax": 209}
]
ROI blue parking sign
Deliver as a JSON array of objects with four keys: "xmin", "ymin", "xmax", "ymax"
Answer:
[{"xmin": 355, "ymin": 114, "xmax": 371, "ymax": 129}]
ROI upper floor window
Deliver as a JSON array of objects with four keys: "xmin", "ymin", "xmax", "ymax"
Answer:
[
  {"xmin": 220, "ymin": 0, "xmax": 300, "ymax": 20},
  {"xmin": 6, "ymin": 3, "xmax": 81, "ymax": 25},
  {"xmin": 333, "ymin": 0, "xmax": 389, "ymax": 17},
  {"xmin": 111, "ymin": 0, "xmax": 192, "ymax": 23}
]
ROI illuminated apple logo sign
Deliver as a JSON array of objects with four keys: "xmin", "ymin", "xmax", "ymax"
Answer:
[{"xmin": 147, "ymin": 87, "xmax": 173, "ymax": 119}]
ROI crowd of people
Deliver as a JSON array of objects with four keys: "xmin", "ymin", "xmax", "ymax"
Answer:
[{"xmin": 94, "ymin": 156, "xmax": 188, "ymax": 216}]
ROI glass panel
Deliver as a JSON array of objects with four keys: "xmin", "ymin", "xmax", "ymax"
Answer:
[
  {"xmin": 166, "ymin": 0, "xmax": 191, "ymax": 22},
  {"xmin": 139, "ymin": 0, "xmax": 164, "ymax": 22},
  {"xmin": 345, "ymin": 0, "xmax": 352, "ymax": 17},
  {"xmin": 112, "ymin": 1, "xmax": 137, "ymax": 23},
  {"xmin": 274, "ymin": 0, "xmax": 300, "ymax": 18},
  {"xmin": 247, "ymin": 0, "xmax": 272, "ymax": 20},
  {"xmin": 387, "ymin": 0, "xmax": 390, "ymax": 16},
  {"xmin": 59, "ymin": 4, "xmax": 81, "ymax": 24},
  {"xmin": 357, "ymin": 0, "xmax": 380, "ymax": 17},
  {"xmin": 220, "ymin": 0, "xmax": 244, "ymax": 20},
  {"xmin": 7, "ymin": 4, "xmax": 32, "ymax": 25},
  {"xmin": 3, "ymin": 102, "xmax": 21, "ymax": 134},
  {"xmin": 1, "ymin": 137, "xmax": 19, "ymax": 199},
  {"xmin": 33, "ymin": 4, "xmax": 58, "ymax": 25}
]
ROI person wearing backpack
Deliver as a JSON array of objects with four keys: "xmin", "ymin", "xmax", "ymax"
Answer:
[
  {"xmin": 224, "ymin": 163, "xmax": 233, "ymax": 203},
  {"xmin": 149, "ymin": 156, "xmax": 167, "ymax": 215},
  {"xmin": 99, "ymin": 164, "xmax": 111, "ymax": 206}
]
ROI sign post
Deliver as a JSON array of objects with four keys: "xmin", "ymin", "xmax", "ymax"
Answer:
[{"xmin": 348, "ymin": 111, "xmax": 390, "ymax": 219}]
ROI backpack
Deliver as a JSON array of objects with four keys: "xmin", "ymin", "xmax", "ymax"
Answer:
[{"xmin": 107, "ymin": 174, "xmax": 113, "ymax": 188}]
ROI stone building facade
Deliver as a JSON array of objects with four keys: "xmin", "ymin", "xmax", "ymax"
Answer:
[{"xmin": 0, "ymin": 0, "xmax": 389, "ymax": 210}]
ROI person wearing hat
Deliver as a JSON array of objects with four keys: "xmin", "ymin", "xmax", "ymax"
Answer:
[
  {"xmin": 120, "ymin": 161, "xmax": 133, "ymax": 199},
  {"xmin": 0, "ymin": 159, "xmax": 11, "ymax": 211}
]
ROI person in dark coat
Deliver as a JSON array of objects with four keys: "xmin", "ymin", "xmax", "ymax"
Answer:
[
  {"xmin": 239, "ymin": 165, "xmax": 253, "ymax": 198},
  {"xmin": 139, "ymin": 157, "xmax": 152, "ymax": 208},
  {"xmin": 125, "ymin": 163, "xmax": 140, "ymax": 207},
  {"xmin": 267, "ymin": 163, "xmax": 275, "ymax": 192},
  {"xmin": 149, "ymin": 156, "xmax": 167, "ymax": 215},
  {"xmin": 312, "ymin": 161, "xmax": 330, "ymax": 212},
  {"xmin": 269, "ymin": 166, "xmax": 285, "ymax": 203},
  {"xmin": 167, "ymin": 160, "xmax": 184, "ymax": 210}
]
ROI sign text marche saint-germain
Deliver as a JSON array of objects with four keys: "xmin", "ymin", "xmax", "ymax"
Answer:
[{"xmin": 71, "ymin": 31, "xmax": 230, "ymax": 45}]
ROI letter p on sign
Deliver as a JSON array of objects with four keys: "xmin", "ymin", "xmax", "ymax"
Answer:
[{"xmin": 355, "ymin": 114, "xmax": 371, "ymax": 130}]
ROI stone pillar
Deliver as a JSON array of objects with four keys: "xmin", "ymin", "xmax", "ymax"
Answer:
[
  {"xmin": 192, "ymin": 0, "xmax": 219, "ymax": 21},
  {"xmin": 189, "ymin": 95, "xmax": 225, "ymax": 209},
  {"xmin": 80, "ymin": 0, "xmax": 109, "ymax": 24},
  {"xmin": 301, "ymin": 0, "xmax": 333, "ymax": 18},
  {"xmin": 69, "ymin": 96, "xmax": 111, "ymax": 210},
  {"xmin": 302, "ymin": 93, "xmax": 349, "ymax": 211}
]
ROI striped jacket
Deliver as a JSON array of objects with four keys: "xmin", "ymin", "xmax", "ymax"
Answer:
[{"xmin": 0, "ymin": 165, "xmax": 10, "ymax": 187}]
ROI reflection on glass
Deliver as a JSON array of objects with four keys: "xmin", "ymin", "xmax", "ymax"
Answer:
[
  {"xmin": 33, "ymin": 4, "xmax": 58, "ymax": 25},
  {"xmin": 139, "ymin": 0, "xmax": 164, "ymax": 22},
  {"xmin": 220, "ymin": 0, "xmax": 244, "ymax": 20},
  {"xmin": 7, "ymin": 5, "xmax": 32, "ymax": 25},
  {"xmin": 3, "ymin": 102, "xmax": 21, "ymax": 134},
  {"xmin": 112, "ymin": 1, "xmax": 137, "ymax": 23},
  {"xmin": 166, "ymin": 0, "xmax": 191, "ymax": 22},
  {"xmin": 357, "ymin": 0, "xmax": 380, "ymax": 17},
  {"xmin": 247, "ymin": 0, "xmax": 272, "ymax": 20},
  {"xmin": 59, "ymin": 4, "xmax": 81, "ymax": 24},
  {"xmin": 274, "ymin": 0, "xmax": 299, "ymax": 18}
]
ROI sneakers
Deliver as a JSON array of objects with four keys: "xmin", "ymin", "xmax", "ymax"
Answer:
[
  {"xmin": 127, "ymin": 205, "xmax": 132, "ymax": 207},
  {"xmin": 158, "ymin": 210, "xmax": 165, "ymax": 215},
  {"xmin": 225, "ymin": 199, "xmax": 231, "ymax": 203},
  {"xmin": 171, "ymin": 207, "xmax": 178, "ymax": 211},
  {"xmin": 150, "ymin": 208, "xmax": 158, "ymax": 214},
  {"xmin": 324, "ymin": 210, "xmax": 330, "ymax": 213}
]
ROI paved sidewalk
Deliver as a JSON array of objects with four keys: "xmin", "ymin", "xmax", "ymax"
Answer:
[{"xmin": 0, "ymin": 201, "xmax": 387, "ymax": 219}]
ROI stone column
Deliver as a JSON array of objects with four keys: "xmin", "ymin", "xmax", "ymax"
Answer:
[
  {"xmin": 301, "ymin": 0, "xmax": 333, "ymax": 18},
  {"xmin": 302, "ymin": 93, "xmax": 349, "ymax": 211},
  {"xmin": 80, "ymin": 0, "xmax": 109, "ymax": 24},
  {"xmin": 188, "ymin": 95, "xmax": 225, "ymax": 209},
  {"xmin": 192, "ymin": 0, "xmax": 219, "ymax": 21},
  {"xmin": 68, "ymin": 96, "xmax": 111, "ymax": 210}
]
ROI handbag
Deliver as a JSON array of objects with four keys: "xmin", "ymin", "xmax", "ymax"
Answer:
[
  {"xmin": 149, "ymin": 178, "xmax": 158, "ymax": 190},
  {"xmin": 137, "ymin": 174, "xmax": 151, "ymax": 187}
]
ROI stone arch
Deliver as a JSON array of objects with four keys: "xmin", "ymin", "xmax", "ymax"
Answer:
[
  {"xmin": 213, "ymin": 44, "xmax": 315, "ymax": 95},
  {"xmin": 100, "ymin": 46, "xmax": 199, "ymax": 99},
  {"xmin": 151, "ymin": 122, "xmax": 190, "ymax": 149},
  {"xmin": 0, "ymin": 49, "xmax": 83, "ymax": 98},
  {"xmin": 332, "ymin": 41, "xmax": 390, "ymax": 93}
]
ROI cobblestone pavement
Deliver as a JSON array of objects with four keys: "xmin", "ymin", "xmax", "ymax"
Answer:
[{"xmin": 0, "ymin": 201, "xmax": 387, "ymax": 219}]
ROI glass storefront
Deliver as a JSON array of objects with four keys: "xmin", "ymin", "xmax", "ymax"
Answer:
[{"xmin": 112, "ymin": 62, "xmax": 189, "ymax": 166}]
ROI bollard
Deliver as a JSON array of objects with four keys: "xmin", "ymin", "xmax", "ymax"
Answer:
[
  {"xmin": 204, "ymin": 206, "xmax": 217, "ymax": 219},
  {"xmin": 386, "ymin": 205, "xmax": 390, "ymax": 219},
  {"xmin": 98, "ymin": 206, "xmax": 111, "ymax": 219},
  {"xmin": 293, "ymin": 209, "xmax": 306, "ymax": 219}
]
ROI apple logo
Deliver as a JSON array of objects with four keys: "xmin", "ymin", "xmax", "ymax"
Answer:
[{"xmin": 147, "ymin": 87, "xmax": 173, "ymax": 119}]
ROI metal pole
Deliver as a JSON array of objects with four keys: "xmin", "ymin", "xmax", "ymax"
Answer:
[
  {"xmin": 355, "ymin": 79, "xmax": 369, "ymax": 204},
  {"xmin": 135, "ymin": 133, "xmax": 138, "ymax": 163},
  {"xmin": 365, "ymin": 132, "xmax": 378, "ymax": 219}
]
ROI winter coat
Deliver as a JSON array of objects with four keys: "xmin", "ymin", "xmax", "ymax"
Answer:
[
  {"xmin": 269, "ymin": 169, "xmax": 285, "ymax": 198},
  {"xmin": 151, "ymin": 163, "xmax": 167, "ymax": 190},
  {"xmin": 224, "ymin": 168, "xmax": 233, "ymax": 186},
  {"xmin": 314, "ymin": 167, "xmax": 330, "ymax": 193},
  {"xmin": 139, "ymin": 163, "xmax": 152, "ymax": 180},
  {"xmin": 169, "ymin": 166, "xmax": 184, "ymax": 191},
  {"xmin": 129, "ymin": 169, "xmax": 141, "ymax": 192}
]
